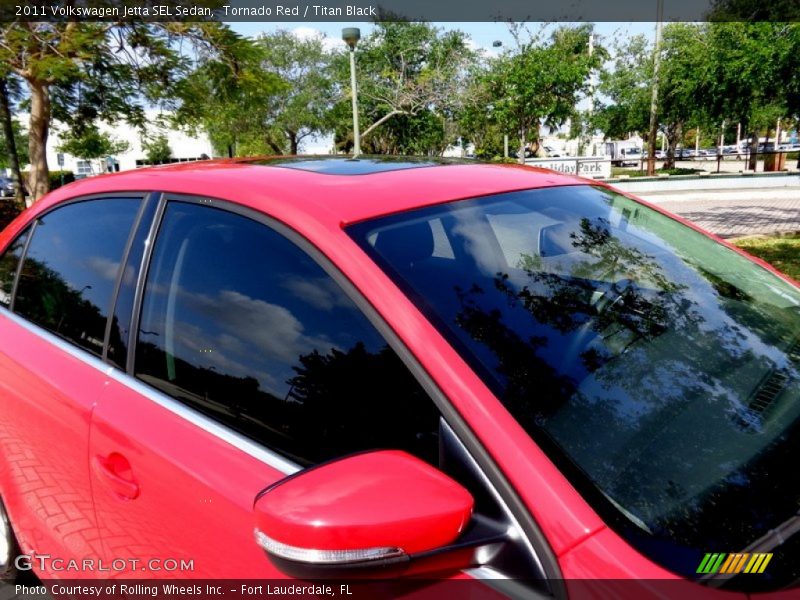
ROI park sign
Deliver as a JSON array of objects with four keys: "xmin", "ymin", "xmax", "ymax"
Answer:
[{"xmin": 526, "ymin": 157, "xmax": 611, "ymax": 180}]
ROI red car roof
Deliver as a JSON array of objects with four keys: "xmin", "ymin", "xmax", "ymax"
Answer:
[{"xmin": 1, "ymin": 158, "xmax": 590, "ymax": 250}]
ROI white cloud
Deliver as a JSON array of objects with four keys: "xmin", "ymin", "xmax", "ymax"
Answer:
[
  {"xmin": 465, "ymin": 37, "xmax": 499, "ymax": 58},
  {"xmin": 84, "ymin": 256, "xmax": 120, "ymax": 281},
  {"xmin": 281, "ymin": 276, "xmax": 352, "ymax": 311},
  {"xmin": 290, "ymin": 26, "xmax": 342, "ymax": 53}
]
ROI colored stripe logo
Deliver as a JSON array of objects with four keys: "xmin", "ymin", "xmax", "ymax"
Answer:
[{"xmin": 697, "ymin": 552, "xmax": 773, "ymax": 574}]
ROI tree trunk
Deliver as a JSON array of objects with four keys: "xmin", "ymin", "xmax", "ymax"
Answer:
[
  {"xmin": 663, "ymin": 122, "xmax": 681, "ymax": 170},
  {"xmin": 518, "ymin": 125, "xmax": 526, "ymax": 165},
  {"xmin": 0, "ymin": 78, "xmax": 25, "ymax": 205},
  {"xmin": 266, "ymin": 138, "xmax": 284, "ymax": 155},
  {"xmin": 664, "ymin": 140, "xmax": 674, "ymax": 170},
  {"xmin": 27, "ymin": 81, "xmax": 51, "ymax": 201},
  {"xmin": 288, "ymin": 131, "xmax": 298, "ymax": 155}
]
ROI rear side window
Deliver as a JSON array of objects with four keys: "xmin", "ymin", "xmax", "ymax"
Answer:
[
  {"xmin": 0, "ymin": 228, "xmax": 29, "ymax": 308},
  {"xmin": 135, "ymin": 201, "xmax": 439, "ymax": 466},
  {"xmin": 14, "ymin": 199, "xmax": 142, "ymax": 355}
]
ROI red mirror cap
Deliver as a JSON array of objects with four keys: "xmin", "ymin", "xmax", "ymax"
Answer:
[{"xmin": 255, "ymin": 450, "xmax": 474, "ymax": 557}]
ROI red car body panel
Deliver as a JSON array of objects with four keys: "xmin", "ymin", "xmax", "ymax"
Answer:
[
  {"xmin": 0, "ymin": 315, "xmax": 106, "ymax": 564},
  {"xmin": 0, "ymin": 159, "xmax": 794, "ymax": 591},
  {"xmin": 255, "ymin": 450, "xmax": 474, "ymax": 554}
]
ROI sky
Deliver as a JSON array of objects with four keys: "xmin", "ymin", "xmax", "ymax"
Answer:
[
  {"xmin": 226, "ymin": 21, "xmax": 660, "ymax": 152},
  {"xmin": 228, "ymin": 21, "xmax": 658, "ymax": 53}
]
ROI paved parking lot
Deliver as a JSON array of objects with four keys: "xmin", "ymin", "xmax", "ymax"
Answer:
[{"xmin": 639, "ymin": 188, "xmax": 800, "ymax": 238}]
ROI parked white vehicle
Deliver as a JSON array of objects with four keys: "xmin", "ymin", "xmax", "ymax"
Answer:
[{"xmin": 605, "ymin": 141, "xmax": 643, "ymax": 166}]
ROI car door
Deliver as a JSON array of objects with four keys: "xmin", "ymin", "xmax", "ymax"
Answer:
[
  {"xmin": 89, "ymin": 196, "xmax": 443, "ymax": 577},
  {"xmin": 0, "ymin": 196, "xmax": 143, "ymax": 571}
]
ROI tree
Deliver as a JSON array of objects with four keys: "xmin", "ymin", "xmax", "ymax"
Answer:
[
  {"xmin": 483, "ymin": 24, "xmax": 603, "ymax": 164},
  {"xmin": 458, "ymin": 63, "xmax": 509, "ymax": 159},
  {"xmin": 702, "ymin": 22, "xmax": 800, "ymax": 169},
  {"xmin": 0, "ymin": 21, "xmax": 243, "ymax": 200},
  {"xmin": 57, "ymin": 125, "xmax": 129, "ymax": 172},
  {"xmin": 142, "ymin": 134, "xmax": 172, "ymax": 164},
  {"xmin": 593, "ymin": 24, "xmax": 711, "ymax": 169},
  {"xmin": 593, "ymin": 35, "xmax": 652, "ymax": 141},
  {"xmin": 331, "ymin": 21, "xmax": 474, "ymax": 153},
  {"xmin": 256, "ymin": 30, "xmax": 335, "ymax": 155},
  {"xmin": 174, "ymin": 33, "xmax": 283, "ymax": 158},
  {"xmin": 655, "ymin": 23, "xmax": 713, "ymax": 168},
  {"xmin": 0, "ymin": 74, "xmax": 27, "ymax": 203}
]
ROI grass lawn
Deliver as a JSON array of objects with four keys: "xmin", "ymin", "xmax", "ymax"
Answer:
[{"xmin": 733, "ymin": 234, "xmax": 800, "ymax": 281}]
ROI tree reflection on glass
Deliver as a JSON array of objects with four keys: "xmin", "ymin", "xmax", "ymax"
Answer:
[
  {"xmin": 350, "ymin": 185, "xmax": 800, "ymax": 586},
  {"xmin": 15, "ymin": 256, "xmax": 108, "ymax": 354}
]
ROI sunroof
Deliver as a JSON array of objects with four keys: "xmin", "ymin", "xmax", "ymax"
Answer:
[{"xmin": 248, "ymin": 156, "xmax": 467, "ymax": 175}]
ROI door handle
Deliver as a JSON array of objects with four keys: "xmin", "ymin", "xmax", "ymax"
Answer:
[{"xmin": 92, "ymin": 453, "xmax": 140, "ymax": 500}]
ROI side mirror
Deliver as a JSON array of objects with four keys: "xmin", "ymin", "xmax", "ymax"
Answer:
[{"xmin": 254, "ymin": 451, "xmax": 475, "ymax": 577}]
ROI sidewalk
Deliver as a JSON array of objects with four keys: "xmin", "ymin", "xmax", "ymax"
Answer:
[{"xmin": 637, "ymin": 188, "xmax": 800, "ymax": 239}]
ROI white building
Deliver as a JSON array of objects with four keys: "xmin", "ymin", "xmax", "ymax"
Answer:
[{"xmin": 39, "ymin": 111, "xmax": 217, "ymax": 177}]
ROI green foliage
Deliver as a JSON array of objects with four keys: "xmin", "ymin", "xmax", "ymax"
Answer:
[
  {"xmin": 593, "ymin": 34, "xmax": 652, "ymax": 140},
  {"xmin": 331, "ymin": 21, "xmax": 474, "ymax": 154},
  {"xmin": 596, "ymin": 23, "xmax": 712, "ymax": 151},
  {"xmin": 698, "ymin": 23, "xmax": 799, "ymax": 132},
  {"xmin": 0, "ymin": 21, "xmax": 246, "ymax": 198},
  {"xmin": 48, "ymin": 171, "xmax": 75, "ymax": 190},
  {"xmin": 256, "ymin": 30, "xmax": 336, "ymax": 154},
  {"xmin": 471, "ymin": 24, "xmax": 603, "ymax": 160},
  {"xmin": 57, "ymin": 125, "xmax": 129, "ymax": 160},
  {"xmin": 612, "ymin": 167, "xmax": 703, "ymax": 178},
  {"xmin": 142, "ymin": 134, "xmax": 172, "ymax": 164},
  {"xmin": 174, "ymin": 34, "xmax": 285, "ymax": 156},
  {"xmin": 0, "ymin": 115, "xmax": 28, "ymax": 168},
  {"xmin": 458, "ymin": 64, "xmax": 507, "ymax": 159}
]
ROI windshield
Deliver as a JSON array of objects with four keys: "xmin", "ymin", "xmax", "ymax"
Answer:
[{"xmin": 348, "ymin": 185, "xmax": 800, "ymax": 590}]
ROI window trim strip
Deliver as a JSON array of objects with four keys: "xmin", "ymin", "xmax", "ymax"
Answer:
[
  {"xmin": 103, "ymin": 192, "xmax": 160, "ymax": 364},
  {"xmin": 9, "ymin": 220, "xmax": 36, "ymax": 312},
  {"xmin": 126, "ymin": 193, "xmax": 167, "ymax": 375}
]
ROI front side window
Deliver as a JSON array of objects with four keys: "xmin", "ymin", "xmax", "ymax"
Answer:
[
  {"xmin": 0, "ymin": 228, "xmax": 29, "ymax": 308},
  {"xmin": 348, "ymin": 185, "xmax": 800, "ymax": 590},
  {"xmin": 134, "ymin": 201, "xmax": 439, "ymax": 466},
  {"xmin": 14, "ymin": 199, "xmax": 142, "ymax": 355}
]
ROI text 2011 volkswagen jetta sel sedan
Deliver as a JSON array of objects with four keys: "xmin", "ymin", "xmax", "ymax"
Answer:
[{"xmin": 0, "ymin": 157, "xmax": 798, "ymax": 597}]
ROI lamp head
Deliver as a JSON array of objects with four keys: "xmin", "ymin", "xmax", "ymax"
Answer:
[{"xmin": 342, "ymin": 27, "xmax": 361, "ymax": 49}]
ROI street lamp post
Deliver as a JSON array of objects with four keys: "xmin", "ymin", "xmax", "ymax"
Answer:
[
  {"xmin": 647, "ymin": 0, "xmax": 664, "ymax": 176},
  {"xmin": 342, "ymin": 27, "xmax": 361, "ymax": 157}
]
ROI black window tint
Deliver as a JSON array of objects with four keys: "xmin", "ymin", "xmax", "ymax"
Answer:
[
  {"xmin": 135, "ymin": 202, "xmax": 438, "ymax": 466},
  {"xmin": 15, "ymin": 199, "xmax": 142, "ymax": 355},
  {"xmin": 0, "ymin": 228, "xmax": 29, "ymax": 308}
]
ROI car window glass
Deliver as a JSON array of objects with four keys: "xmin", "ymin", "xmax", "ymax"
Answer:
[
  {"xmin": 0, "ymin": 228, "xmax": 29, "ymax": 308},
  {"xmin": 135, "ymin": 201, "xmax": 439, "ymax": 466},
  {"xmin": 349, "ymin": 185, "xmax": 800, "ymax": 588},
  {"xmin": 14, "ymin": 199, "xmax": 142, "ymax": 356}
]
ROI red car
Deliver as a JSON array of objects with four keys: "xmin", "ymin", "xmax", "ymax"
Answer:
[{"xmin": 0, "ymin": 157, "xmax": 798, "ymax": 596}]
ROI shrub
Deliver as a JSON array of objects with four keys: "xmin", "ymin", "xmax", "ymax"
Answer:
[{"xmin": 48, "ymin": 171, "xmax": 75, "ymax": 190}]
